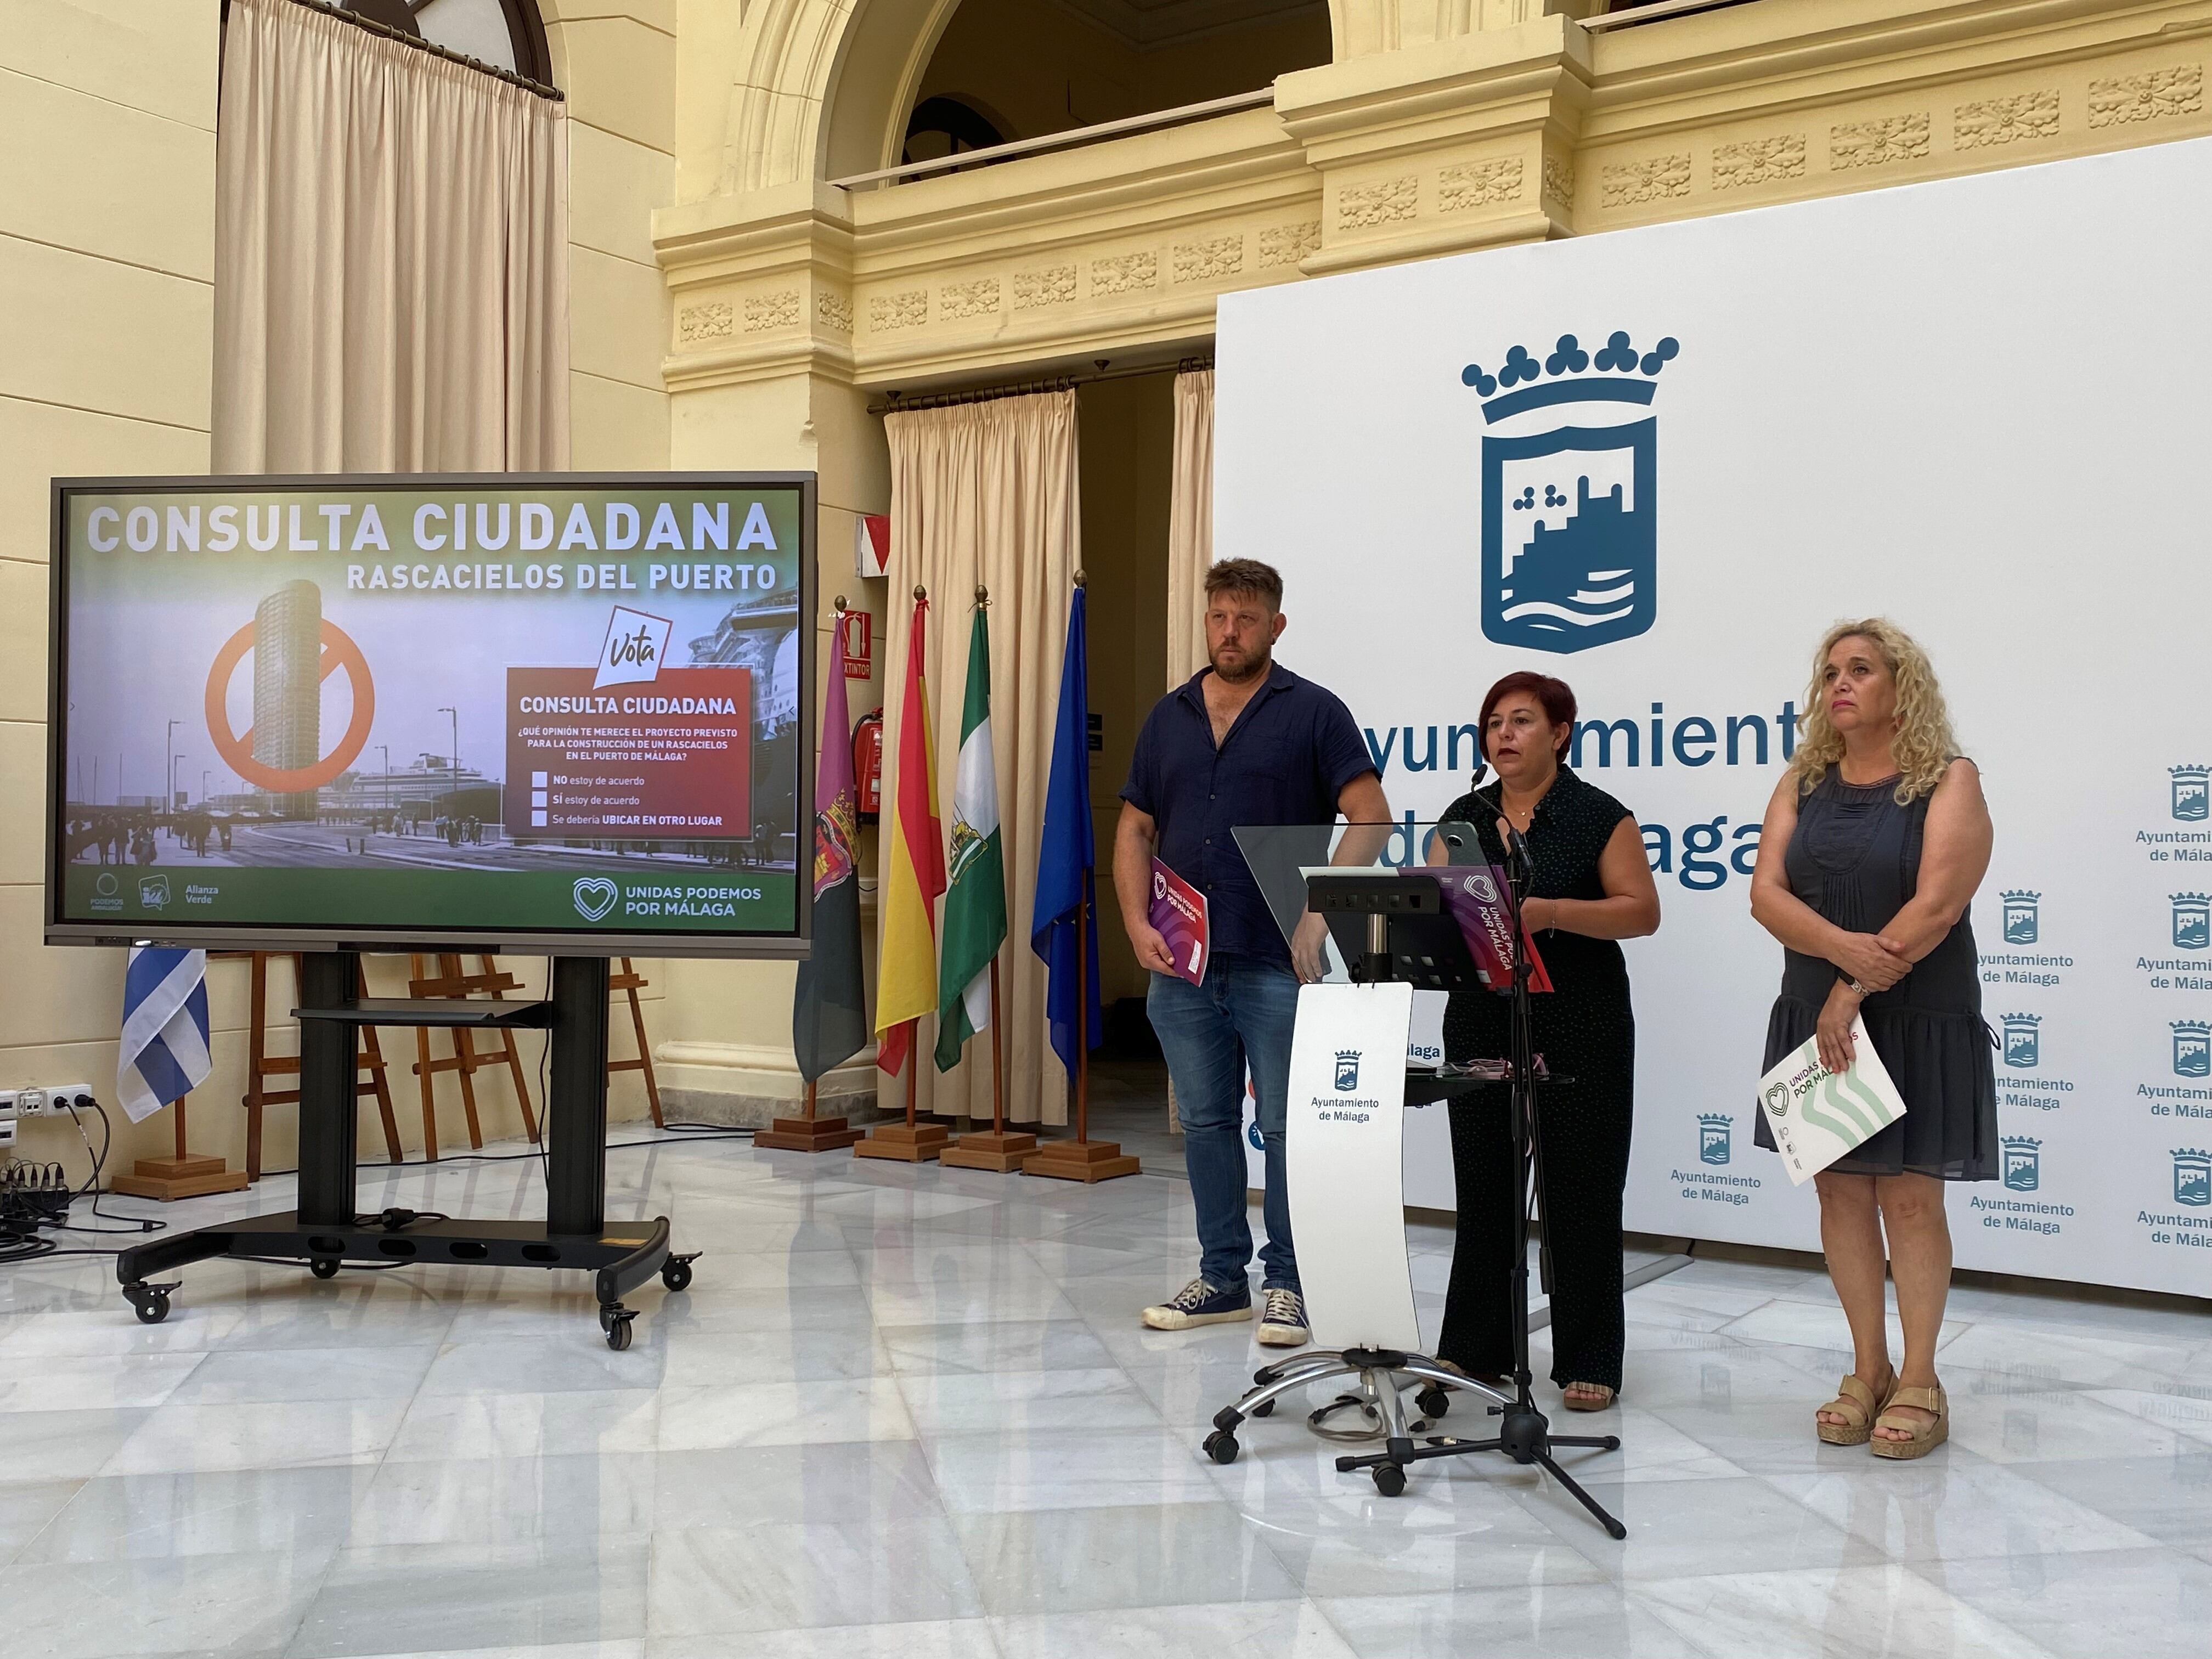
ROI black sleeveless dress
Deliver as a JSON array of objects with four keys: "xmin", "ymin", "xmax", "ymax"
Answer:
[
  {"xmin": 1757, "ymin": 766, "xmax": 1997, "ymax": 1180},
  {"xmin": 1436, "ymin": 766, "xmax": 1638, "ymax": 1392}
]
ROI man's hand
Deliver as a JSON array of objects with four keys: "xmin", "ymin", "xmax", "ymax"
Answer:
[
  {"xmin": 1129, "ymin": 921, "xmax": 1177, "ymax": 976},
  {"xmin": 1292, "ymin": 911, "xmax": 1331, "ymax": 983}
]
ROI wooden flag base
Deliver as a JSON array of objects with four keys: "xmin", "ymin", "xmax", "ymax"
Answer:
[
  {"xmin": 110, "ymin": 1154, "xmax": 250, "ymax": 1202},
  {"xmin": 1022, "ymin": 1138, "xmax": 1140, "ymax": 1183},
  {"xmin": 940, "ymin": 1129, "xmax": 1038, "ymax": 1173},
  {"xmin": 852, "ymin": 1120, "xmax": 950, "ymax": 1163},
  {"xmin": 755, "ymin": 1115, "xmax": 865, "ymax": 1153}
]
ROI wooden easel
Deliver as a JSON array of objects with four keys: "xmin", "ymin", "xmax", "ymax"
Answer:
[
  {"xmin": 407, "ymin": 955, "xmax": 541, "ymax": 1160},
  {"xmin": 607, "ymin": 957, "xmax": 663, "ymax": 1128},
  {"xmin": 109, "ymin": 1090, "xmax": 253, "ymax": 1200},
  {"xmin": 239, "ymin": 952, "xmax": 403, "ymax": 1181}
]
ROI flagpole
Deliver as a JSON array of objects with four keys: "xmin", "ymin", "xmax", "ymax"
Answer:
[{"xmin": 1023, "ymin": 569, "xmax": 1136, "ymax": 1183}]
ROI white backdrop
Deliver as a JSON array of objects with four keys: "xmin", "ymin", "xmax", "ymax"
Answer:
[{"xmin": 1216, "ymin": 135, "xmax": 2212, "ymax": 1296}]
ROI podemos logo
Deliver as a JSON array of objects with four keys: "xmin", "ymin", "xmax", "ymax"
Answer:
[
  {"xmin": 572, "ymin": 877, "xmax": 619, "ymax": 921},
  {"xmin": 1465, "ymin": 329, "xmax": 1677, "ymax": 655}
]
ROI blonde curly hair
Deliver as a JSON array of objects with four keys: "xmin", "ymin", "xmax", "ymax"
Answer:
[{"xmin": 1792, "ymin": 618, "xmax": 1960, "ymax": 803}]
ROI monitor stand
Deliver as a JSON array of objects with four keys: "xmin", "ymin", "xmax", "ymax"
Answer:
[{"xmin": 112, "ymin": 952, "xmax": 693, "ymax": 1351}]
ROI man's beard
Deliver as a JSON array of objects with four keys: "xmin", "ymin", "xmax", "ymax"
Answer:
[{"xmin": 1210, "ymin": 643, "xmax": 1270, "ymax": 685}]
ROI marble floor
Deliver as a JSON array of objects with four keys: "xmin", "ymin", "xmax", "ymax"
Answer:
[{"xmin": 0, "ymin": 1130, "xmax": 2206, "ymax": 1659}]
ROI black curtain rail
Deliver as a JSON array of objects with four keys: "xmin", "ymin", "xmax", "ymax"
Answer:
[
  {"xmin": 280, "ymin": 0, "xmax": 565, "ymax": 101},
  {"xmin": 869, "ymin": 356, "xmax": 1215, "ymax": 416}
]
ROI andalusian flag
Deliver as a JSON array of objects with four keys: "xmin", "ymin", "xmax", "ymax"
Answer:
[
  {"xmin": 874, "ymin": 595, "xmax": 945, "ymax": 1079},
  {"xmin": 935, "ymin": 605, "xmax": 1007, "ymax": 1071}
]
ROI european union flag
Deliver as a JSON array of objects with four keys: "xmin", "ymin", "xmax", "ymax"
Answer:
[{"xmin": 1032, "ymin": 584, "xmax": 1101, "ymax": 1077}]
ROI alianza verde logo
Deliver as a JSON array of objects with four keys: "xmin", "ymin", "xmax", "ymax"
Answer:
[{"xmin": 1465, "ymin": 330, "xmax": 1677, "ymax": 654}]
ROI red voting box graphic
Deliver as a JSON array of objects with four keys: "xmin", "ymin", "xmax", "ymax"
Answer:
[{"xmin": 506, "ymin": 666, "xmax": 753, "ymax": 839}]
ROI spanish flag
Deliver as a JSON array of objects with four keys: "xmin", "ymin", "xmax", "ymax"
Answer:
[{"xmin": 874, "ymin": 594, "xmax": 945, "ymax": 1078}]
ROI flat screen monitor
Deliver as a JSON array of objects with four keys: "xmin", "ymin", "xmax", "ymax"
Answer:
[{"xmin": 45, "ymin": 472, "xmax": 816, "ymax": 957}]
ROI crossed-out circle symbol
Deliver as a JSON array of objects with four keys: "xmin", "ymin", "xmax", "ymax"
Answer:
[{"xmin": 205, "ymin": 620, "xmax": 376, "ymax": 793}]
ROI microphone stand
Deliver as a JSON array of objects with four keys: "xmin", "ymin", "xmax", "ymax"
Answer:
[{"xmin": 1369, "ymin": 818, "xmax": 1627, "ymax": 1539}]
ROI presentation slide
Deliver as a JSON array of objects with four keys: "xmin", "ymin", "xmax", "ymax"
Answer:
[{"xmin": 51, "ymin": 477, "xmax": 810, "ymax": 945}]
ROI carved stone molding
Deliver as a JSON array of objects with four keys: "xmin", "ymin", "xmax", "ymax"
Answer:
[
  {"xmin": 1831, "ymin": 112, "xmax": 1931, "ymax": 171},
  {"xmin": 1438, "ymin": 157, "xmax": 1524, "ymax": 213},
  {"xmin": 1712, "ymin": 134, "xmax": 1806, "ymax": 191},
  {"xmin": 816, "ymin": 290, "xmax": 853, "ymax": 334},
  {"xmin": 2088, "ymin": 64, "xmax": 2204, "ymax": 128},
  {"xmin": 1092, "ymin": 251, "xmax": 1159, "ymax": 295},
  {"xmin": 940, "ymin": 278, "xmax": 1001, "ymax": 320},
  {"xmin": 1600, "ymin": 153, "xmax": 1692, "ymax": 208},
  {"xmin": 676, "ymin": 301, "xmax": 733, "ymax": 344},
  {"xmin": 1338, "ymin": 174, "xmax": 1419, "ymax": 228},
  {"xmin": 1172, "ymin": 235, "xmax": 1243, "ymax": 283},
  {"xmin": 1955, "ymin": 89, "xmax": 2061, "ymax": 150},
  {"xmin": 742, "ymin": 291, "xmax": 800, "ymax": 332},
  {"xmin": 1258, "ymin": 220, "xmax": 1321, "ymax": 269},
  {"xmin": 1542, "ymin": 156, "xmax": 1576, "ymax": 210},
  {"xmin": 1012, "ymin": 266, "xmax": 1078, "ymax": 309},
  {"xmin": 870, "ymin": 290, "xmax": 928, "ymax": 333}
]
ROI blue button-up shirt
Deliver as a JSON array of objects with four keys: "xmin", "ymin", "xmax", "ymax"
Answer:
[{"xmin": 1121, "ymin": 664, "xmax": 1376, "ymax": 971}]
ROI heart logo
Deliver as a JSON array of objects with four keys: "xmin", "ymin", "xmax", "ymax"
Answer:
[{"xmin": 572, "ymin": 876, "xmax": 619, "ymax": 921}]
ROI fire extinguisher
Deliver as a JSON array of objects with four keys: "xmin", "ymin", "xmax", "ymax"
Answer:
[{"xmin": 852, "ymin": 708, "xmax": 884, "ymax": 822}]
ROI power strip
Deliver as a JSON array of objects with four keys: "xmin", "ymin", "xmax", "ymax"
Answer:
[{"xmin": 1, "ymin": 1161, "xmax": 72, "ymax": 1229}]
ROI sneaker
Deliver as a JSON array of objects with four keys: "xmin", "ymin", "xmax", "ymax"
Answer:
[
  {"xmin": 1256, "ymin": 1287, "xmax": 1310, "ymax": 1347},
  {"xmin": 1141, "ymin": 1277, "xmax": 1251, "ymax": 1331}
]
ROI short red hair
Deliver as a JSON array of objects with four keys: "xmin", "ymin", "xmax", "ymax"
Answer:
[{"xmin": 1479, "ymin": 671, "xmax": 1577, "ymax": 761}]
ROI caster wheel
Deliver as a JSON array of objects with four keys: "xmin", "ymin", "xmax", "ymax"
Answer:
[
  {"xmin": 1250, "ymin": 1399, "xmax": 1275, "ymax": 1418},
  {"xmin": 1372, "ymin": 1465, "xmax": 1406, "ymax": 1498},
  {"xmin": 309, "ymin": 1258, "xmax": 341, "ymax": 1280},
  {"xmin": 1416, "ymin": 1387, "xmax": 1451, "ymax": 1419},
  {"xmin": 599, "ymin": 1305, "xmax": 621, "ymax": 1334},
  {"xmin": 134, "ymin": 1293, "xmax": 171, "ymax": 1325},
  {"xmin": 606, "ymin": 1318, "xmax": 633, "ymax": 1352},
  {"xmin": 1203, "ymin": 1431, "xmax": 1240, "ymax": 1465},
  {"xmin": 661, "ymin": 1260, "xmax": 692, "ymax": 1293}
]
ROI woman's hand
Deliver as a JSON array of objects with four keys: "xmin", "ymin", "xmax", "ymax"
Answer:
[
  {"xmin": 1817, "ymin": 981, "xmax": 1863, "ymax": 1075},
  {"xmin": 1830, "ymin": 930, "xmax": 1909, "ymax": 992},
  {"xmin": 1522, "ymin": 897, "xmax": 1558, "ymax": 934}
]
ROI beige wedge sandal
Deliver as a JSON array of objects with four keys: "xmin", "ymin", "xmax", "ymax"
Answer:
[
  {"xmin": 1869, "ymin": 1383, "xmax": 1948, "ymax": 1460},
  {"xmin": 1815, "ymin": 1369, "xmax": 1897, "ymax": 1446}
]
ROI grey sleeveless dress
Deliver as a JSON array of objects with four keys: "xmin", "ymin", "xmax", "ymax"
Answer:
[{"xmin": 1756, "ymin": 767, "xmax": 1998, "ymax": 1180}]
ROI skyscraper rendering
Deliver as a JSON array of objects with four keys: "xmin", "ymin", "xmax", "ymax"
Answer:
[{"xmin": 254, "ymin": 579, "xmax": 320, "ymax": 819}]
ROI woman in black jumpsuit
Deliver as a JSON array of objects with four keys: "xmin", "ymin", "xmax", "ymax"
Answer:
[{"xmin": 1432, "ymin": 673, "xmax": 1660, "ymax": 1410}]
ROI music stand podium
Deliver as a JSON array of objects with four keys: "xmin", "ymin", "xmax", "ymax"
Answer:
[
  {"xmin": 113, "ymin": 953, "xmax": 697, "ymax": 1350},
  {"xmin": 1199, "ymin": 862, "xmax": 1626, "ymax": 1537}
]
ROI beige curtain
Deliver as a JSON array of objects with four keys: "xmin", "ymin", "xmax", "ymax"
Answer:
[
  {"xmin": 881, "ymin": 391, "xmax": 1081, "ymax": 1127},
  {"xmin": 212, "ymin": 0, "xmax": 569, "ymax": 472},
  {"xmin": 1165, "ymin": 368, "xmax": 1214, "ymax": 687}
]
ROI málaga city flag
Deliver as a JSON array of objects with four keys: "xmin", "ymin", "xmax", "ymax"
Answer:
[
  {"xmin": 791, "ymin": 609, "xmax": 867, "ymax": 1082},
  {"xmin": 935, "ymin": 604, "xmax": 1007, "ymax": 1071},
  {"xmin": 1032, "ymin": 583, "xmax": 1102, "ymax": 1077},
  {"xmin": 874, "ymin": 596, "xmax": 945, "ymax": 1079}
]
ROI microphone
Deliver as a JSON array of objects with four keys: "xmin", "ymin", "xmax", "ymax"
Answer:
[{"xmin": 1493, "ymin": 812, "xmax": 1534, "ymax": 877}]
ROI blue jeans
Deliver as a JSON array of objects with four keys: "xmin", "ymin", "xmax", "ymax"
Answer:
[{"xmin": 1147, "ymin": 955, "xmax": 1300, "ymax": 1294}]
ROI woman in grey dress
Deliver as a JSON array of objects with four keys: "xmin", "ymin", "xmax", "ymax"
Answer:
[{"xmin": 1750, "ymin": 619, "xmax": 1995, "ymax": 1460}]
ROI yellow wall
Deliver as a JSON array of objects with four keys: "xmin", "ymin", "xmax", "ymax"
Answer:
[{"xmin": 916, "ymin": 0, "xmax": 1331, "ymax": 139}]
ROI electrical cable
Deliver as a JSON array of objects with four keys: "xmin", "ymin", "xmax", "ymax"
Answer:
[{"xmin": 247, "ymin": 1125, "xmax": 757, "ymax": 1181}]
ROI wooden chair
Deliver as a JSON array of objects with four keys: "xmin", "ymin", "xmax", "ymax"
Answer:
[
  {"xmin": 239, "ymin": 953, "xmax": 403, "ymax": 1183},
  {"xmin": 406, "ymin": 955, "xmax": 541, "ymax": 1160},
  {"xmin": 608, "ymin": 957, "xmax": 664, "ymax": 1128}
]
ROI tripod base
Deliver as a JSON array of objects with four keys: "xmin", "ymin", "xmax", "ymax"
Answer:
[{"xmin": 1203, "ymin": 1347, "xmax": 1626, "ymax": 1535}]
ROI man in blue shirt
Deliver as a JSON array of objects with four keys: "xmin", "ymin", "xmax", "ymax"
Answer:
[{"xmin": 1114, "ymin": 558, "xmax": 1389, "ymax": 1346}]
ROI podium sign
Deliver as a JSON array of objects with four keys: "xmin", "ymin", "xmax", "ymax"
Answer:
[{"xmin": 1285, "ymin": 981, "xmax": 1419, "ymax": 1353}]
